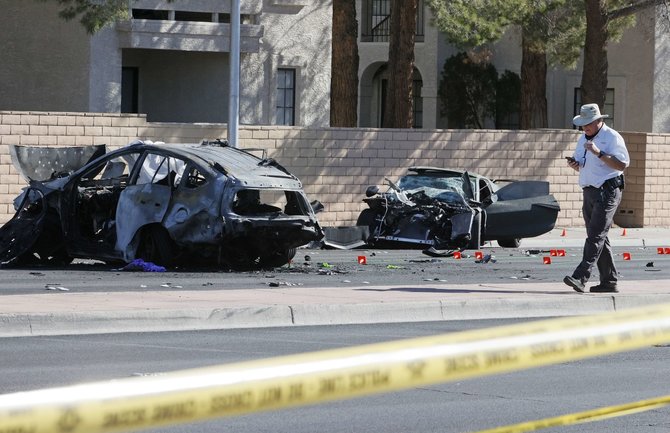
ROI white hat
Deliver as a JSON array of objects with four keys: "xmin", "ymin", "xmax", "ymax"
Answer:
[{"xmin": 572, "ymin": 103, "xmax": 609, "ymax": 127}]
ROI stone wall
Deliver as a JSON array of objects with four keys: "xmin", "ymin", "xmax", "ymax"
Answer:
[{"xmin": 2, "ymin": 111, "xmax": 669, "ymax": 229}]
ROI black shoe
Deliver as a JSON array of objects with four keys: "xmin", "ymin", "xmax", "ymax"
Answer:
[
  {"xmin": 590, "ymin": 284, "xmax": 618, "ymax": 293},
  {"xmin": 563, "ymin": 275, "xmax": 586, "ymax": 293}
]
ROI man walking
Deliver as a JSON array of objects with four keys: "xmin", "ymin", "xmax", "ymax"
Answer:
[{"xmin": 564, "ymin": 103, "xmax": 629, "ymax": 293}]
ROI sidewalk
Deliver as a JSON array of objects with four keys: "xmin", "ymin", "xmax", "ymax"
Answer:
[
  {"xmin": 2, "ymin": 228, "xmax": 670, "ymax": 337},
  {"xmin": 518, "ymin": 226, "xmax": 670, "ymax": 248}
]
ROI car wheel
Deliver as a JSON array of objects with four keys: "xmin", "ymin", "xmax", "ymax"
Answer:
[
  {"xmin": 12, "ymin": 248, "xmax": 73, "ymax": 266},
  {"xmin": 356, "ymin": 209, "xmax": 376, "ymax": 226},
  {"xmin": 138, "ymin": 225, "xmax": 176, "ymax": 267},
  {"xmin": 356, "ymin": 208, "xmax": 380, "ymax": 239},
  {"xmin": 259, "ymin": 247, "xmax": 297, "ymax": 268},
  {"xmin": 497, "ymin": 238, "xmax": 521, "ymax": 248},
  {"xmin": 39, "ymin": 246, "xmax": 74, "ymax": 265}
]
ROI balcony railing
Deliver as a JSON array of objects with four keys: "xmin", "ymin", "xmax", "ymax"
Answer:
[
  {"xmin": 361, "ymin": 0, "xmax": 425, "ymax": 43},
  {"xmin": 116, "ymin": 19, "xmax": 263, "ymax": 53}
]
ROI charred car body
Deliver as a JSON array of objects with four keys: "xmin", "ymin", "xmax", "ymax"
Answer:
[
  {"xmin": 0, "ymin": 140, "xmax": 323, "ymax": 268},
  {"xmin": 357, "ymin": 167, "xmax": 560, "ymax": 255}
]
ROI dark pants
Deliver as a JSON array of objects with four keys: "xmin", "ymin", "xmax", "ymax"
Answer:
[{"xmin": 572, "ymin": 186, "xmax": 622, "ymax": 285}]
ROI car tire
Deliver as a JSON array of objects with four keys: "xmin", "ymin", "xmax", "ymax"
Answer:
[
  {"xmin": 356, "ymin": 208, "xmax": 376, "ymax": 226},
  {"xmin": 259, "ymin": 247, "xmax": 297, "ymax": 268},
  {"xmin": 356, "ymin": 208, "xmax": 379, "ymax": 238},
  {"xmin": 497, "ymin": 238, "xmax": 522, "ymax": 248},
  {"xmin": 12, "ymin": 246, "xmax": 74, "ymax": 267},
  {"xmin": 40, "ymin": 246, "xmax": 74, "ymax": 266},
  {"xmin": 138, "ymin": 225, "xmax": 176, "ymax": 267}
]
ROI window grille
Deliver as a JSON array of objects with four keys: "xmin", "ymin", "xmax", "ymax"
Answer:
[
  {"xmin": 574, "ymin": 88, "xmax": 615, "ymax": 128},
  {"xmin": 361, "ymin": 0, "xmax": 425, "ymax": 42}
]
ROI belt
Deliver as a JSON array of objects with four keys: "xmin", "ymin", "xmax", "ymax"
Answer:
[{"xmin": 583, "ymin": 175, "xmax": 625, "ymax": 191}]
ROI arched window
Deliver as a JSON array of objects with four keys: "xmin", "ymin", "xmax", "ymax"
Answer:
[{"xmin": 373, "ymin": 65, "xmax": 423, "ymax": 128}]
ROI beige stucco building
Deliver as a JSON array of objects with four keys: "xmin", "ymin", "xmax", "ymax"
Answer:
[
  {"xmin": 1, "ymin": 0, "xmax": 332, "ymax": 127},
  {"xmin": 0, "ymin": 1, "xmax": 668, "ymax": 133}
]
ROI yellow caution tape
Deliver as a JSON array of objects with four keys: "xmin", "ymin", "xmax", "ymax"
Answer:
[
  {"xmin": 469, "ymin": 394, "xmax": 670, "ymax": 433},
  {"xmin": 1, "ymin": 303, "xmax": 670, "ymax": 433}
]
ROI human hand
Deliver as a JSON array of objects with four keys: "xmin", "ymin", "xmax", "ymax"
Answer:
[
  {"xmin": 585, "ymin": 140, "xmax": 600, "ymax": 155},
  {"xmin": 565, "ymin": 156, "xmax": 579, "ymax": 170}
]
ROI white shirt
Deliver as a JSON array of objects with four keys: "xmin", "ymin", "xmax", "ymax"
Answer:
[{"xmin": 573, "ymin": 124, "xmax": 629, "ymax": 188}]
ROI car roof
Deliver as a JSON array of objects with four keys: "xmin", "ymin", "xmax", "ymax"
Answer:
[
  {"xmin": 131, "ymin": 141, "xmax": 301, "ymax": 186},
  {"xmin": 407, "ymin": 166, "xmax": 484, "ymax": 178}
]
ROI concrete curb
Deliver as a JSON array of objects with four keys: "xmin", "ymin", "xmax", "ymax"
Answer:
[
  {"xmin": 0, "ymin": 306, "xmax": 293, "ymax": 337},
  {"xmin": 4, "ymin": 294, "xmax": 670, "ymax": 338}
]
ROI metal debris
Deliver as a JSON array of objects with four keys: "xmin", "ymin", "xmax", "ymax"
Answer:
[
  {"xmin": 268, "ymin": 281, "xmax": 301, "ymax": 287},
  {"xmin": 475, "ymin": 254, "xmax": 496, "ymax": 264}
]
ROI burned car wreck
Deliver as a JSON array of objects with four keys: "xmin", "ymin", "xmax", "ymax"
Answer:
[
  {"xmin": 0, "ymin": 140, "xmax": 323, "ymax": 269},
  {"xmin": 356, "ymin": 167, "xmax": 560, "ymax": 256}
]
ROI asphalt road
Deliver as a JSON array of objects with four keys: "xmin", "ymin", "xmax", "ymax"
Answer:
[
  {"xmin": 2, "ymin": 320, "xmax": 669, "ymax": 433},
  {"xmin": 0, "ymin": 246, "xmax": 666, "ymax": 295}
]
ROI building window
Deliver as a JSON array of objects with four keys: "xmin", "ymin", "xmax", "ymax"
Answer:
[
  {"xmin": 361, "ymin": 0, "xmax": 425, "ymax": 42},
  {"xmin": 174, "ymin": 11, "xmax": 214, "ymax": 22},
  {"xmin": 217, "ymin": 13, "xmax": 254, "ymax": 24},
  {"xmin": 378, "ymin": 75, "xmax": 423, "ymax": 128},
  {"xmin": 121, "ymin": 67, "xmax": 139, "ymax": 113},
  {"xmin": 379, "ymin": 78, "xmax": 388, "ymax": 126},
  {"xmin": 277, "ymin": 69, "xmax": 296, "ymax": 126},
  {"xmin": 131, "ymin": 9, "xmax": 169, "ymax": 20},
  {"xmin": 574, "ymin": 88, "xmax": 615, "ymax": 128},
  {"xmin": 413, "ymin": 79, "xmax": 423, "ymax": 128}
]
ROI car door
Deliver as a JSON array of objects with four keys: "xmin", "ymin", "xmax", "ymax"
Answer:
[
  {"xmin": 161, "ymin": 163, "xmax": 222, "ymax": 244},
  {"xmin": 61, "ymin": 150, "xmax": 140, "ymax": 260},
  {"xmin": 483, "ymin": 181, "xmax": 560, "ymax": 240},
  {"xmin": 114, "ymin": 152, "xmax": 179, "ymax": 261}
]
